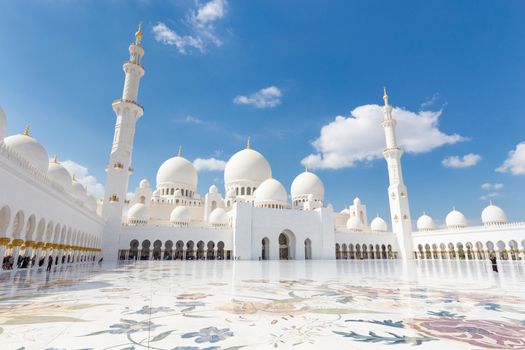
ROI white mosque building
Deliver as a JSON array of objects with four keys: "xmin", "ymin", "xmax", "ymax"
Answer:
[{"xmin": 0, "ymin": 26, "xmax": 524, "ymax": 269}]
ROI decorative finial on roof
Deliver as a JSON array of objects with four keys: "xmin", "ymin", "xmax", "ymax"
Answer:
[
  {"xmin": 304, "ymin": 164, "xmax": 308, "ymax": 172},
  {"xmin": 489, "ymin": 199, "xmax": 493, "ymax": 206},
  {"xmin": 23, "ymin": 124, "xmax": 30, "ymax": 136},
  {"xmin": 178, "ymin": 145, "xmax": 182, "ymax": 157},
  {"xmin": 383, "ymin": 86, "xmax": 389, "ymax": 106},
  {"xmin": 72, "ymin": 174, "xmax": 77, "ymax": 181},
  {"xmin": 135, "ymin": 21, "xmax": 143, "ymax": 44},
  {"xmin": 452, "ymin": 206, "xmax": 456, "ymax": 211},
  {"xmin": 52, "ymin": 155, "xmax": 59, "ymax": 164},
  {"xmin": 246, "ymin": 136, "xmax": 251, "ymax": 150}
]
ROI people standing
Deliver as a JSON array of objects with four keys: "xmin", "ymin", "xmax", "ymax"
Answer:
[
  {"xmin": 46, "ymin": 255, "xmax": 53, "ymax": 272},
  {"xmin": 490, "ymin": 254, "xmax": 498, "ymax": 273}
]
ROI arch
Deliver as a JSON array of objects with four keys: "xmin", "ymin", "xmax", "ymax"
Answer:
[
  {"xmin": 431, "ymin": 244, "xmax": 438, "ymax": 259},
  {"xmin": 508, "ymin": 240, "xmax": 518, "ymax": 261},
  {"xmin": 139, "ymin": 195, "xmax": 146, "ymax": 204},
  {"xmin": 448, "ymin": 242, "xmax": 456, "ymax": 259},
  {"xmin": 211, "ymin": 200, "xmax": 217, "ymax": 211},
  {"xmin": 278, "ymin": 230, "xmax": 296, "ymax": 260},
  {"xmin": 304, "ymin": 238, "xmax": 312, "ymax": 260},
  {"xmin": 465, "ymin": 242, "xmax": 474, "ymax": 260},
  {"xmin": 175, "ymin": 240, "xmax": 184, "ymax": 260},
  {"xmin": 355, "ymin": 244, "xmax": 362, "ymax": 259},
  {"xmin": 341, "ymin": 243, "xmax": 348, "ymax": 259},
  {"xmin": 457, "ymin": 242, "xmax": 465, "ymax": 260},
  {"xmin": 381, "ymin": 244, "xmax": 387, "ymax": 259},
  {"xmin": 152, "ymin": 240, "xmax": 162, "ymax": 260},
  {"xmin": 0, "ymin": 205, "xmax": 11, "ymax": 236},
  {"xmin": 140, "ymin": 239, "xmax": 151, "ymax": 260},
  {"xmin": 369, "ymin": 244, "xmax": 375, "ymax": 259},
  {"xmin": 424, "ymin": 244, "xmax": 431, "ymax": 259},
  {"xmin": 197, "ymin": 241, "xmax": 205, "ymax": 260},
  {"xmin": 23, "ymin": 214, "xmax": 36, "ymax": 241},
  {"xmin": 35, "ymin": 218, "xmax": 46, "ymax": 242},
  {"xmin": 261, "ymin": 237, "xmax": 270, "ymax": 260},
  {"xmin": 335, "ymin": 243, "xmax": 341, "ymax": 260},
  {"xmin": 362, "ymin": 244, "xmax": 368, "ymax": 259},
  {"xmin": 440, "ymin": 243, "xmax": 447, "ymax": 259},
  {"xmin": 496, "ymin": 240, "xmax": 508, "ymax": 260},
  {"xmin": 475, "ymin": 241, "xmax": 484, "ymax": 260},
  {"xmin": 349, "ymin": 244, "xmax": 355, "ymax": 259},
  {"xmin": 129, "ymin": 239, "xmax": 139, "ymax": 260},
  {"xmin": 217, "ymin": 241, "xmax": 225, "ymax": 260},
  {"xmin": 186, "ymin": 240, "xmax": 195, "ymax": 260},
  {"xmin": 417, "ymin": 244, "xmax": 424, "ymax": 259},
  {"xmin": 375, "ymin": 244, "xmax": 381, "ymax": 260},
  {"xmin": 206, "ymin": 241, "xmax": 215, "ymax": 260},
  {"xmin": 164, "ymin": 240, "xmax": 173, "ymax": 260},
  {"xmin": 387, "ymin": 244, "xmax": 393, "ymax": 259},
  {"xmin": 11, "ymin": 210, "xmax": 25, "ymax": 238}
]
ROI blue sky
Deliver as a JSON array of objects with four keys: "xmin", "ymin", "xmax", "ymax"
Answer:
[{"xmin": 1, "ymin": 0, "xmax": 524, "ymax": 225}]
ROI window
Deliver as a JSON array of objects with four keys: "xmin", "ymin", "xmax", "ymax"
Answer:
[{"xmin": 241, "ymin": 187, "xmax": 245, "ymax": 195}]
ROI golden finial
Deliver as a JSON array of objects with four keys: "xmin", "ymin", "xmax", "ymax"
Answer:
[
  {"xmin": 489, "ymin": 199, "xmax": 493, "ymax": 206},
  {"xmin": 304, "ymin": 164, "xmax": 308, "ymax": 172},
  {"xmin": 72, "ymin": 174, "xmax": 77, "ymax": 181},
  {"xmin": 246, "ymin": 136, "xmax": 251, "ymax": 150},
  {"xmin": 23, "ymin": 124, "xmax": 30, "ymax": 136},
  {"xmin": 177, "ymin": 145, "xmax": 182, "ymax": 157},
  {"xmin": 383, "ymin": 86, "xmax": 389, "ymax": 106},
  {"xmin": 135, "ymin": 21, "xmax": 143, "ymax": 44},
  {"xmin": 52, "ymin": 155, "xmax": 59, "ymax": 164}
]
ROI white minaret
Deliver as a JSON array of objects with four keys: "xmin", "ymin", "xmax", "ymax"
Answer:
[
  {"xmin": 101, "ymin": 24, "xmax": 145, "ymax": 260},
  {"xmin": 381, "ymin": 88, "xmax": 414, "ymax": 260}
]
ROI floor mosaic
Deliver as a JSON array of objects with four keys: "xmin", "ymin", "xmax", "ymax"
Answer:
[{"xmin": 1, "ymin": 260, "xmax": 525, "ymax": 349}]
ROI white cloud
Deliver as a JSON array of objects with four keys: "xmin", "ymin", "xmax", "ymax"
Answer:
[
  {"xmin": 153, "ymin": 0, "xmax": 228, "ymax": 54},
  {"xmin": 481, "ymin": 183, "xmax": 503, "ymax": 191},
  {"xmin": 302, "ymin": 104, "xmax": 464, "ymax": 170},
  {"xmin": 442, "ymin": 153, "xmax": 481, "ymax": 168},
  {"xmin": 480, "ymin": 192, "xmax": 500, "ymax": 201},
  {"xmin": 193, "ymin": 0, "xmax": 227, "ymax": 25},
  {"xmin": 152, "ymin": 22, "xmax": 204, "ymax": 54},
  {"xmin": 61, "ymin": 160, "xmax": 105, "ymax": 199},
  {"xmin": 193, "ymin": 157, "xmax": 226, "ymax": 171},
  {"xmin": 234, "ymin": 86, "xmax": 282, "ymax": 108},
  {"xmin": 496, "ymin": 142, "xmax": 525, "ymax": 175},
  {"xmin": 421, "ymin": 93, "xmax": 440, "ymax": 109}
]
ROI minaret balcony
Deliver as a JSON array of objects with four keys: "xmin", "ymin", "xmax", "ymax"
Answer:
[
  {"xmin": 112, "ymin": 98, "xmax": 144, "ymax": 112},
  {"xmin": 109, "ymin": 194, "xmax": 120, "ymax": 203}
]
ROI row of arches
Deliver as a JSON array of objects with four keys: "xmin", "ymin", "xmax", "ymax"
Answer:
[
  {"xmin": 335, "ymin": 243, "xmax": 397, "ymax": 260},
  {"xmin": 119, "ymin": 239, "xmax": 231, "ymax": 261},
  {"xmin": 0, "ymin": 204, "xmax": 101, "ymax": 270},
  {"xmin": 415, "ymin": 239, "xmax": 525, "ymax": 261},
  {"xmin": 260, "ymin": 232, "xmax": 312, "ymax": 260}
]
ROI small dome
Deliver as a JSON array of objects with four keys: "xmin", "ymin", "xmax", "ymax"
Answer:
[
  {"xmin": 340, "ymin": 207, "xmax": 351, "ymax": 215},
  {"xmin": 290, "ymin": 171, "xmax": 324, "ymax": 201},
  {"xmin": 128, "ymin": 203, "xmax": 149, "ymax": 222},
  {"xmin": 226, "ymin": 188, "xmax": 236, "ymax": 198},
  {"xmin": 170, "ymin": 205, "xmax": 190, "ymax": 224},
  {"xmin": 139, "ymin": 179, "xmax": 150, "ymax": 188},
  {"xmin": 47, "ymin": 158, "xmax": 72, "ymax": 192},
  {"xmin": 224, "ymin": 148, "xmax": 271, "ymax": 187},
  {"xmin": 209, "ymin": 184, "xmax": 218, "ymax": 193},
  {"xmin": 254, "ymin": 178, "xmax": 287, "ymax": 207},
  {"xmin": 0, "ymin": 106, "xmax": 7, "ymax": 140},
  {"xmin": 346, "ymin": 216, "xmax": 362, "ymax": 231},
  {"xmin": 85, "ymin": 195, "xmax": 97, "ymax": 212},
  {"xmin": 152, "ymin": 189, "xmax": 160, "ymax": 197},
  {"xmin": 446, "ymin": 208, "xmax": 467, "ymax": 228},
  {"xmin": 156, "ymin": 155, "xmax": 198, "ymax": 191},
  {"xmin": 71, "ymin": 178, "xmax": 87, "ymax": 202},
  {"xmin": 353, "ymin": 197, "xmax": 361, "ymax": 206},
  {"xmin": 4, "ymin": 129, "xmax": 49, "ymax": 173},
  {"xmin": 209, "ymin": 207, "xmax": 228, "ymax": 226},
  {"xmin": 417, "ymin": 213, "xmax": 436, "ymax": 231},
  {"xmin": 481, "ymin": 203, "xmax": 507, "ymax": 225},
  {"xmin": 371, "ymin": 216, "xmax": 387, "ymax": 232}
]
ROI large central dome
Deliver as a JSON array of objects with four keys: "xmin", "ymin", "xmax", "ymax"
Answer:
[
  {"xmin": 156, "ymin": 155, "xmax": 198, "ymax": 190},
  {"xmin": 224, "ymin": 148, "xmax": 271, "ymax": 186}
]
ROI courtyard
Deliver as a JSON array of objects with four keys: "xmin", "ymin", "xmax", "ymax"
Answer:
[{"xmin": 1, "ymin": 260, "xmax": 525, "ymax": 349}]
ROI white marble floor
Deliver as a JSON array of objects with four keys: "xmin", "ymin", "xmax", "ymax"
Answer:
[{"xmin": 1, "ymin": 260, "xmax": 525, "ymax": 350}]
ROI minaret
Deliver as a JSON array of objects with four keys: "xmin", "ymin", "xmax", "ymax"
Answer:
[
  {"xmin": 101, "ymin": 24, "xmax": 145, "ymax": 260},
  {"xmin": 381, "ymin": 88, "xmax": 414, "ymax": 260}
]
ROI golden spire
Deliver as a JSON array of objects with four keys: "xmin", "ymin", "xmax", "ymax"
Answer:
[
  {"xmin": 135, "ymin": 21, "xmax": 143, "ymax": 44},
  {"xmin": 52, "ymin": 155, "xmax": 59, "ymax": 164},
  {"xmin": 178, "ymin": 145, "xmax": 182, "ymax": 157},
  {"xmin": 246, "ymin": 136, "xmax": 251, "ymax": 150},
  {"xmin": 383, "ymin": 86, "xmax": 389, "ymax": 106},
  {"xmin": 23, "ymin": 124, "xmax": 30, "ymax": 136}
]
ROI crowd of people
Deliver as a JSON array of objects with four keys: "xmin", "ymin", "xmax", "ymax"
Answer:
[{"xmin": 1, "ymin": 254, "xmax": 98, "ymax": 271}]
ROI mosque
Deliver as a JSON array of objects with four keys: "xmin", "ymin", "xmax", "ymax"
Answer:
[{"xmin": 0, "ymin": 26, "xmax": 524, "ymax": 270}]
